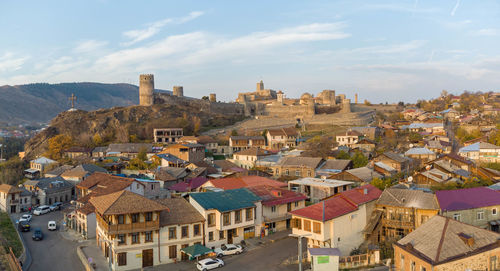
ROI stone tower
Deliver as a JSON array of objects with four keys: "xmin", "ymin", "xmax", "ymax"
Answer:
[
  {"xmin": 257, "ymin": 80, "xmax": 264, "ymax": 92},
  {"xmin": 209, "ymin": 93, "xmax": 216, "ymax": 102},
  {"xmin": 276, "ymin": 91, "xmax": 284, "ymax": 105},
  {"xmin": 173, "ymin": 86, "xmax": 184, "ymax": 97},
  {"xmin": 139, "ymin": 74, "xmax": 154, "ymax": 106},
  {"xmin": 355, "ymin": 93, "xmax": 358, "ymax": 104},
  {"xmin": 341, "ymin": 99, "xmax": 351, "ymax": 113}
]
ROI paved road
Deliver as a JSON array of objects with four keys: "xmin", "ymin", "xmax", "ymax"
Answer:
[{"xmin": 16, "ymin": 210, "xmax": 84, "ymax": 271}]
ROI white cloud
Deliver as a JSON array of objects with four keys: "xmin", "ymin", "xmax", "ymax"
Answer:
[
  {"xmin": 451, "ymin": 0, "xmax": 460, "ymax": 16},
  {"xmin": 475, "ymin": 28, "xmax": 498, "ymax": 36},
  {"xmin": 0, "ymin": 52, "xmax": 30, "ymax": 72},
  {"xmin": 74, "ymin": 40, "xmax": 108, "ymax": 53},
  {"xmin": 121, "ymin": 11, "xmax": 204, "ymax": 46},
  {"xmin": 349, "ymin": 40, "xmax": 427, "ymax": 54}
]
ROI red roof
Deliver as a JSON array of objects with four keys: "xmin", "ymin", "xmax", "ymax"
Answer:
[
  {"xmin": 289, "ymin": 184, "xmax": 381, "ymax": 222},
  {"xmin": 207, "ymin": 176, "xmax": 287, "ymax": 190},
  {"xmin": 248, "ymin": 185, "xmax": 307, "ymax": 206}
]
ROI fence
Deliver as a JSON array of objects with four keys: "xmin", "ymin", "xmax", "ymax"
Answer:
[{"xmin": 339, "ymin": 250, "xmax": 380, "ymax": 269}]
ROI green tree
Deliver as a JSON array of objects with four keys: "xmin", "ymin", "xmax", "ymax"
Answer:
[
  {"xmin": 408, "ymin": 132, "xmax": 423, "ymax": 143},
  {"xmin": 351, "ymin": 151, "xmax": 368, "ymax": 168},
  {"xmin": 336, "ymin": 150, "xmax": 350, "ymax": 160},
  {"xmin": 231, "ymin": 129, "xmax": 238, "ymax": 136},
  {"xmin": 137, "ymin": 147, "xmax": 148, "ymax": 161},
  {"xmin": 371, "ymin": 177, "xmax": 392, "ymax": 190}
]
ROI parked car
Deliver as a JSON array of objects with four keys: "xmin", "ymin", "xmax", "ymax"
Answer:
[
  {"xmin": 33, "ymin": 205, "xmax": 50, "ymax": 216},
  {"xmin": 196, "ymin": 258, "xmax": 224, "ymax": 271},
  {"xmin": 48, "ymin": 221, "xmax": 57, "ymax": 231},
  {"xmin": 32, "ymin": 228, "xmax": 43, "ymax": 241},
  {"xmin": 18, "ymin": 221, "xmax": 31, "ymax": 232},
  {"xmin": 50, "ymin": 202, "xmax": 62, "ymax": 211},
  {"xmin": 214, "ymin": 244, "xmax": 243, "ymax": 257},
  {"xmin": 19, "ymin": 214, "xmax": 32, "ymax": 223}
]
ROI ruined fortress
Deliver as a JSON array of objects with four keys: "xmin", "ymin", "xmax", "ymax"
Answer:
[
  {"xmin": 138, "ymin": 75, "xmax": 373, "ymax": 130},
  {"xmin": 236, "ymin": 80, "xmax": 352, "ymax": 117}
]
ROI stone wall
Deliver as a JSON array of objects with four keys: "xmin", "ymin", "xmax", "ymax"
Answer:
[{"xmin": 154, "ymin": 93, "xmax": 245, "ymax": 116}]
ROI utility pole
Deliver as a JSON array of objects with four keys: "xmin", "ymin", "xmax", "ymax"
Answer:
[{"xmin": 289, "ymin": 233, "xmax": 311, "ymax": 271}]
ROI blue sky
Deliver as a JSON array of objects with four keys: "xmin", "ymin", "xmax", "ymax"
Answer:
[{"xmin": 1, "ymin": 0, "xmax": 500, "ymax": 103}]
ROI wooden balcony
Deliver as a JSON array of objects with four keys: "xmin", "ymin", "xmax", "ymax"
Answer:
[
  {"xmin": 381, "ymin": 218, "xmax": 414, "ymax": 229},
  {"xmin": 97, "ymin": 215, "xmax": 159, "ymax": 235}
]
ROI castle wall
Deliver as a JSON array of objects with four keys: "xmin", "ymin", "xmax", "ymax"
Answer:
[{"xmin": 153, "ymin": 93, "xmax": 245, "ymax": 116}]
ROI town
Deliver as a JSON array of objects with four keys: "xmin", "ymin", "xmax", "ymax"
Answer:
[{"xmin": 0, "ymin": 75, "xmax": 499, "ymax": 271}]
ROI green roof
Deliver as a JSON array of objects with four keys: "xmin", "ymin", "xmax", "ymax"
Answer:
[
  {"xmin": 181, "ymin": 244, "xmax": 213, "ymax": 258},
  {"xmin": 190, "ymin": 188, "xmax": 260, "ymax": 212}
]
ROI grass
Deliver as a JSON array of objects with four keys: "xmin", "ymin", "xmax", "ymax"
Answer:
[{"xmin": 0, "ymin": 212, "xmax": 23, "ymax": 257}]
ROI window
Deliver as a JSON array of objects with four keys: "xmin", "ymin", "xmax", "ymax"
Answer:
[
  {"xmin": 493, "ymin": 208, "xmax": 498, "ymax": 215},
  {"xmin": 313, "ymin": 222, "xmax": 321, "ymax": 234},
  {"xmin": 181, "ymin": 226, "xmax": 188, "ymax": 238},
  {"xmin": 223, "ymin": 213, "xmax": 231, "ymax": 226},
  {"xmin": 136, "ymin": 183, "xmax": 140, "ymax": 189},
  {"xmin": 131, "ymin": 233, "xmax": 139, "ymax": 244},
  {"xmin": 118, "ymin": 234, "xmax": 125, "ymax": 245},
  {"xmin": 307, "ymin": 170, "xmax": 312, "ymax": 177},
  {"xmin": 219, "ymin": 231, "xmax": 225, "ymax": 239},
  {"xmin": 271, "ymin": 206, "xmax": 276, "ymax": 212},
  {"xmin": 410, "ymin": 261, "xmax": 415, "ymax": 271},
  {"xmin": 117, "ymin": 252, "xmax": 127, "ymax": 266},
  {"xmin": 194, "ymin": 224, "xmax": 200, "ymax": 236},
  {"xmin": 295, "ymin": 170, "xmax": 300, "ymax": 176},
  {"xmin": 145, "ymin": 231, "xmax": 152, "ymax": 242},
  {"xmin": 208, "ymin": 214, "xmax": 215, "ymax": 227},
  {"xmin": 287, "ymin": 203, "xmax": 292, "ymax": 212},
  {"xmin": 453, "ymin": 213, "xmax": 461, "ymax": 221},
  {"xmin": 131, "ymin": 213, "xmax": 139, "ymax": 223},
  {"xmin": 245, "ymin": 208, "xmax": 253, "ymax": 221},
  {"xmin": 420, "ymin": 215, "xmax": 429, "ymax": 224},
  {"xmin": 477, "ymin": 211, "xmax": 485, "ymax": 220},
  {"xmin": 169, "ymin": 245, "xmax": 177, "ymax": 259},
  {"xmin": 285, "ymin": 169, "xmax": 289, "ymax": 176},
  {"xmin": 295, "ymin": 202, "xmax": 299, "ymax": 207},
  {"xmin": 117, "ymin": 215, "xmax": 124, "ymax": 224},
  {"xmin": 209, "ymin": 231, "xmax": 214, "ymax": 241},
  {"xmin": 292, "ymin": 218, "xmax": 302, "ymax": 230},
  {"xmin": 400, "ymin": 254, "xmax": 405, "ymax": 271},
  {"xmin": 168, "ymin": 227, "xmax": 176, "ymax": 240},
  {"xmin": 235, "ymin": 210, "xmax": 241, "ymax": 223},
  {"xmin": 145, "ymin": 212, "xmax": 153, "ymax": 222},
  {"xmin": 303, "ymin": 220, "xmax": 311, "ymax": 232}
]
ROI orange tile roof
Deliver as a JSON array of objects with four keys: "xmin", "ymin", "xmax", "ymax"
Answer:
[
  {"xmin": 207, "ymin": 176, "xmax": 286, "ymax": 190},
  {"xmin": 0, "ymin": 184, "xmax": 22, "ymax": 194},
  {"xmin": 76, "ymin": 172, "xmax": 136, "ymax": 190},
  {"xmin": 90, "ymin": 190, "xmax": 167, "ymax": 215}
]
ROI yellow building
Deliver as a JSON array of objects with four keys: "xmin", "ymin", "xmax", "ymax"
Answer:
[{"xmin": 394, "ymin": 215, "xmax": 500, "ymax": 271}]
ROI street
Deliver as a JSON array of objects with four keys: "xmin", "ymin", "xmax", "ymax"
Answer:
[{"xmin": 15, "ymin": 209, "xmax": 84, "ymax": 271}]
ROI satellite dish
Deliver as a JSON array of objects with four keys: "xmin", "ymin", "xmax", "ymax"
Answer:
[
  {"xmin": 409, "ymin": 144, "xmax": 414, "ymax": 148},
  {"xmin": 407, "ymin": 176, "xmax": 413, "ymax": 183}
]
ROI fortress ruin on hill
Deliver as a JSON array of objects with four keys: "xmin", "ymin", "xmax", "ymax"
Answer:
[{"xmin": 138, "ymin": 74, "xmax": 374, "ymax": 129}]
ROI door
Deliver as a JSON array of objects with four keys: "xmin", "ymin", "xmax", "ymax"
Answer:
[
  {"xmin": 10, "ymin": 205, "xmax": 16, "ymax": 213},
  {"xmin": 181, "ymin": 244, "xmax": 189, "ymax": 261},
  {"xmin": 142, "ymin": 249, "xmax": 153, "ymax": 268},
  {"xmin": 227, "ymin": 230, "xmax": 233, "ymax": 244}
]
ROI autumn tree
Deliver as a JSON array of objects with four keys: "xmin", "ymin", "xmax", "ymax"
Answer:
[{"xmin": 46, "ymin": 134, "xmax": 73, "ymax": 160}]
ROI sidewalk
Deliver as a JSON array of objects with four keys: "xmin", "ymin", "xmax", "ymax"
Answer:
[
  {"xmin": 244, "ymin": 229, "xmax": 292, "ymax": 251},
  {"xmin": 81, "ymin": 242, "xmax": 109, "ymax": 271}
]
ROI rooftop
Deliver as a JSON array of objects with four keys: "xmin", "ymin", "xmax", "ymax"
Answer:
[
  {"xmin": 377, "ymin": 188, "xmax": 439, "ymax": 210},
  {"xmin": 288, "ymin": 177, "xmax": 354, "ymax": 188},
  {"xmin": 156, "ymin": 198, "xmax": 205, "ymax": 226},
  {"xmin": 190, "ymin": 188, "xmax": 260, "ymax": 212},
  {"xmin": 436, "ymin": 187, "xmax": 500, "ymax": 211},
  {"xmin": 234, "ymin": 147, "xmax": 271, "ymax": 156},
  {"xmin": 31, "ymin": 156, "xmax": 57, "ymax": 165},
  {"xmin": 278, "ymin": 156, "xmax": 323, "ymax": 168},
  {"xmin": 205, "ymin": 176, "xmax": 286, "ymax": 190},
  {"xmin": 247, "ymin": 185, "xmax": 307, "ymax": 206},
  {"xmin": 90, "ymin": 190, "xmax": 167, "ymax": 215},
  {"xmin": 405, "ymin": 147, "xmax": 435, "ymax": 156}
]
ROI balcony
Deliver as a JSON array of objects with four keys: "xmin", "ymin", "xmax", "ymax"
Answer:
[
  {"xmin": 9, "ymin": 199, "xmax": 19, "ymax": 204},
  {"xmin": 381, "ymin": 218, "xmax": 414, "ymax": 229},
  {"xmin": 97, "ymin": 215, "xmax": 159, "ymax": 235}
]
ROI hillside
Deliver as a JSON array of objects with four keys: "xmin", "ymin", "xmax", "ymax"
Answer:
[
  {"xmin": 24, "ymin": 103, "xmax": 246, "ymax": 158},
  {"xmin": 0, "ymin": 82, "xmax": 171, "ymax": 124}
]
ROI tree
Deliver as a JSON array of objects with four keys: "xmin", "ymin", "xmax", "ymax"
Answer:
[
  {"xmin": 46, "ymin": 134, "xmax": 73, "ymax": 160},
  {"xmin": 351, "ymin": 151, "xmax": 368, "ymax": 168},
  {"xmin": 137, "ymin": 147, "xmax": 148, "ymax": 161},
  {"xmin": 231, "ymin": 129, "xmax": 238, "ymax": 136},
  {"xmin": 202, "ymin": 96, "xmax": 209, "ymax": 100},
  {"xmin": 408, "ymin": 132, "xmax": 423, "ymax": 143},
  {"xmin": 93, "ymin": 133, "xmax": 103, "ymax": 146},
  {"xmin": 371, "ymin": 178, "xmax": 392, "ymax": 190},
  {"xmin": 336, "ymin": 150, "xmax": 350, "ymax": 160},
  {"xmin": 193, "ymin": 117, "xmax": 201, "ymax": 136}
]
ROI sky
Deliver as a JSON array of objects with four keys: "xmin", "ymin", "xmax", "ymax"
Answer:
[{"xmin": 1, "ymin": 0, "xmax": 500, "ymax": 103}]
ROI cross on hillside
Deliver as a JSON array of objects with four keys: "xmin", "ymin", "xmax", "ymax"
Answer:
[{"xmin": 69, "ymin": 93, "xmax": 77, "ymax": 109}]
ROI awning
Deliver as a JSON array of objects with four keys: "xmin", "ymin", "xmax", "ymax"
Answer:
[
  {"xmin": 490, "ymin": 220, "xmax": 500, "ymax": 226},
  {"xmin": 180, "ymin": 244, "xmax": 213, "ymax": 258}
]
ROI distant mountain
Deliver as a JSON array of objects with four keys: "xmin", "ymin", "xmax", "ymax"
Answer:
[{"xmin": 0, "ymin": 82, "xmax": 170, "ymax": 124}]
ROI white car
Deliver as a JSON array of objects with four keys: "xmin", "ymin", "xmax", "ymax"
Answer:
[
  {"xmin": 33, "ymin": 205, "xmax": 50, "ymax": 215},
  {"xmin": 19, "ymin": 214, "xmax": 32, "ymax": 223},
  {"xmin": 214, "ymin": 244, "xmax": 243, "ymax": 257},
  {"xmin": 196, "ymin": 258, "xmax": 224, "ymax": 271},
  {"xmin": 48, "ymin": 221, "xmax": 57, "ymax": 231}
]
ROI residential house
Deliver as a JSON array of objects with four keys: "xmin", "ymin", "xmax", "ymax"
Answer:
[
  {"xmin": 229, "ymin": 136, "xmax": 266, "ymax": 152},
  {"xmin": 106, "ymin": 143, "xmax": 155, "ymax": 159},
  {"xmin": 154, "ymin": 153, "xmax": 189, "ymax": 168},
  {"xmin": 459, "ymin": 142, "xmax": 500, "ymax": 163},
  {"xmin": 197, "ymin": 136, "xmax": 219, "ymax": 155},
  {"xmin": 29, "ymin": 177, "xmax": 75, "ymax": 205},
  {"xmin": 373, "ymin": 162, "xmax": 398, "ymax": 177},
  {"xmin": 153, "ymin": 128, "xmax": 183, "ymax": 143},
  {"xmin": 272, "ymin": 157, "xmax": 324, "ymax": 178},
  {"xmin": 289, "ymin": 184, "xmax": 382, "ymax": 256},
  {"xmin": 201, "ymin": 176, "xmax": 287, "ymax": 191},
  {"xmin": 231, "ymin": 147, "xmax": 272, "ymax": 169},
  {"xmin": 424, "ymin": 139, "xmax": 452, "ymax": 154},
  {"xmin": 336, "ymin": 130, "xmax": 364, "ymax": 147},
  {"xmin": 168, "ymin": 177, "xmax": 209, "ymax": 194},
  {"xmin": 373, "ymin": 152, "xmax": 411, "ymax": 174},
  {"xmin": 92, "ymin": 191, "xmax": 168, "ymax": 270},
  {"xmin": 189, "ymin": 188, "xmax": 262, "ymax": 248},
  {"xmin": 64, "ymin": 146, "xmax": 93, "ymax": 159},
  {"xmin": 352, "ymin": 139, "xmax": 377, "ymax": 153},
  {"xmin": 351, "ymin": 127, "xmax": 383, "ymax": 141},
  {"xmin": 364, "ymin": 188, "xmax": 440, "ymax": 243},
  {"xmin": 316, "ymin": 159, "xmax": 353, "ymax": 176},
  {"xmin": 0, "ymin": 184, "xmax": 23, "ymax": 213},
  {"xmin": 431, "ymin": 153, "xmax": 474, "ymax": 172},
  {"xmin": 404, "ymin": 147, "xmax": 437, "ymax": 166},
  {"xmin": 330, "ymin": 167, "xmax": 382, "ymax": 183},
  {"xmin": 394, "ymin": 215, "xmax": 500, "ymax": 271},
  {"xmin": 92, "ymin": 146, "xmax": 108, "ymax": 158},
  {"xmin": 266, "ymin": 127, "xmax": 300, "ymax": 150},
  {"xmin": 412, "ymin": 168, "xmax": 458, "ymax": 188},
  {"xmin": 60, "ymin": 164, "xmax": 108, "ymax": 184},
  {"xmin": 154, "ymin": 167, "xmax": 189, "ymax": 189},
  {"xmin": 26, "ymin": 156, "xmax": 57, "ymax": 178},
  {"xmin": 159, "ymin": 143, "xmax": 205, "ymax": 163},
  {"xmin": 436, "ymin": 187, "xmax": 500, "ymax": 232},
  {"xmin": 406, "ymin": 123, "xmax": 445, "ymax": 135},
  {"xmin": 288, "ymin": 177, "xmax": 353, "ymax": 203},
  {"xmin": 45, "ymin": 165, "xmax": 74, "ymax": 178},
  {"xmin": 248, "ymin": 185, "xmax": 307, "ymax": 234}
]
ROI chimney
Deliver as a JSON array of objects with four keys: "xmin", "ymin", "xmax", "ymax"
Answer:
[{"xmin": 458, "ymin": 233, "xmax": 475, "ymax": 247}]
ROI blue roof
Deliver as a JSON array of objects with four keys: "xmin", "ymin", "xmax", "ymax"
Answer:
[
  {"xmin": 459, "ymin": 142, "xmax": 480, "ymax": 153},
  {"xmin": 190, "ymin": 188, "xmax": 260, "ymax": 212},
  {"xmin": 404, "ymin": 147, "xmax": 435, "ymax": 155}
]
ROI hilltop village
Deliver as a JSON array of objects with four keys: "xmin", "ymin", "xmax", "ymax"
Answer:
[{"xmin": 0, "ymin": 75, "xmax": 499, "ymax": 271}]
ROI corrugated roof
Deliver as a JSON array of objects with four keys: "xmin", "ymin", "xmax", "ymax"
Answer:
[
  {"xmin": 377, "ymin": 188, "xmax": 439, "ymax": 210},
  {"xmin": 247, "ymin": 185, "xmax": 307, "ymax": 206},
  {"xmin": 206, "ymin": 176, "xmax": 286, "ymax": 190},
  {"xmin": 156, "ymin": 198, "xmax": 205, "ymax": 226},
  {"xmin": 321, "ymin": 159, "xmax": 352, "ymax": 171},
  {"xmin": 436, "ymin": 187, "xmax": 500, "ymax": 211},
  {"xmin": 189, "ymin": 188, "xmax": 260, "ymax": 212},
  {"xmin": 396, "ymin": 215, "xmax": 500, "ymax": 264},
  {"xmin": 279, "ymin": 156, "xmax": 323, "ymax": 168},
  {"xmin": 405, "ymin": 147, "xmax": 435, "ymax": 156}
]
